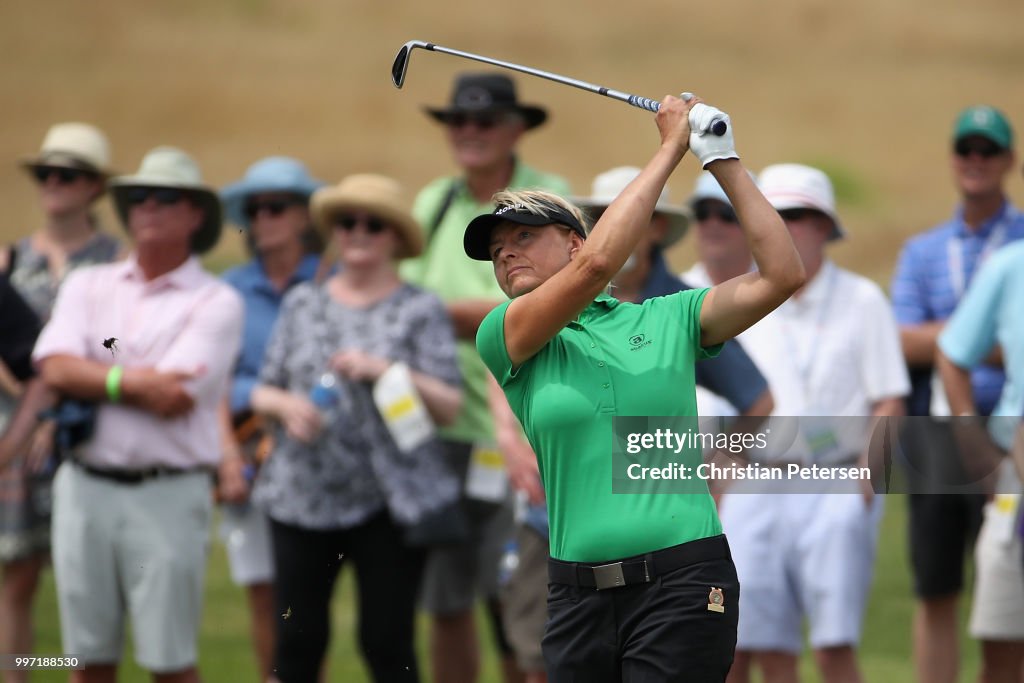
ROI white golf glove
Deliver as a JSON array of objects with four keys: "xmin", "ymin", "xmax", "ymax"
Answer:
[{"xmin": 688, "ymin": 103, "xmax": 738, "ymax": 168}]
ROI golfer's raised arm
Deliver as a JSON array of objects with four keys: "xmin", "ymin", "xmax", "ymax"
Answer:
[
  {"xmin": 698, "ymin": 161, "xmax": 806, "ymax": 347},
  {"xmin": 500, "ymin": 96, "xmax": 695, "ymax": 366}
]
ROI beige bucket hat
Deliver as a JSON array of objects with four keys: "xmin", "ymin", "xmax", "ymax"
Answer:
[
  {"xmin": 574, "ymin": 166, "xmax": 691, "ymax": 248},
  {"xmin": 311, "ymin": 174, "xmax": 423, "ymax": 259},
  {"xmin": 108, "ymin": 146, "xmax": 222, "ymax": 253},
  {"xmin": 20, "ymin": 122, "xmax": 112, "ymax": 176}
]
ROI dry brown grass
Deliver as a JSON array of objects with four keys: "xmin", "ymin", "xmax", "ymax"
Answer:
[{"xmin": 2, "ymin": 0, "xmax": 1022, "ymax": 283}]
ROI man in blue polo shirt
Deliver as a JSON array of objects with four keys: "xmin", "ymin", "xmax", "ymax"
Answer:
[{"xmin": 890, "ymin": 105, "xmax": 1024, "ymax": 683}]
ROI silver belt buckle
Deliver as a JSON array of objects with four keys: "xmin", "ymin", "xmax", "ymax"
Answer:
[{"xmin": 593, "ymin": 561, "xmax": 626, "ymax": 590}]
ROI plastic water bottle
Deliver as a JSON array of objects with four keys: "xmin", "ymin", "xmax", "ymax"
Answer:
[
  {"xmin": 498, "ymin": 539, "xmax": 519, "ymax": 586},
  {"xmin": 309, "ymin": 372, "xmax": 342, "ymax": 413}
]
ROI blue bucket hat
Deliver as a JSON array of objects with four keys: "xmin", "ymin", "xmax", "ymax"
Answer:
[{"xmin": 221, "ymin": 156, "xmax": 324, "ymax": 229}]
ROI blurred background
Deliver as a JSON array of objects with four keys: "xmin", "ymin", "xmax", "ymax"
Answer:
[{"xmin": 2, "ymin": 0, "xmax": 1022, "ymax": 283}]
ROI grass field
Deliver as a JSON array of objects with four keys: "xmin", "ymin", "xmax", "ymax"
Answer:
[{"xmin": 24, "ymin": 499, "xmax": 980, "ymax": 682}]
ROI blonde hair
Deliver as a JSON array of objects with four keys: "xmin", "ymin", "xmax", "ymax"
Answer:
[
  {"xmin": 491, "ymin": 189, "xmax": 592, "ymax": 235},
  {"xmin": 491, "ymin": 189, "xmax": 614, "ymax": 295}
]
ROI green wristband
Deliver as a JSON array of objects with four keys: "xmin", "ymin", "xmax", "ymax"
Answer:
[{"xmin": 106, "ymin": 365, "xmax": 124, "ymax": 403}]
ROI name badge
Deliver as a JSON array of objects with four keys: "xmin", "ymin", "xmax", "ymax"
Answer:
[
  {"xmin": 466, "ymin": 443, "xmax": 508, "ymax": 502},
  {"xmin": 372, "ymin": 362, "xmax": 435, "ymax": 453}
]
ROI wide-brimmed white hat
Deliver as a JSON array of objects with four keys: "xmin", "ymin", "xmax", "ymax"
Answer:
[
  {"xmin": 573, "ymin": 166, "xmax": 690, "ymax": 248},
  {"xmin": 20, "ymin": 122, "xmax": 112, "ymax": 176},
  {"xmin": 310, "ymin": 174, "xmax": 423, "ymax": 259},
  {"xmin": 109, "ymin": 146, "xmax": 222, "ymax": 253},
  {"xmin": 757, "ymin": 163, "xmax": 845, "ymax": 241}
]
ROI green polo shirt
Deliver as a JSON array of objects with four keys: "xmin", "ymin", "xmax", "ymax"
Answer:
[
  {"xmin": 401, "ymin": 162, "xmax": 571, "ymax": 444},
  {"xmin": 477, "ymin": 290, "xmax": 723, "ymax": 562}
]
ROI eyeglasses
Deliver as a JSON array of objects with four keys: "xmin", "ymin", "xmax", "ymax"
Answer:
[
  {"xmin": 32, "ymin": 166, "xmax": 97, "ymax": 185},
  {"xmin": 777, "ymin": 208, "xmax": 819, "ymax": 222},
  {"xmin": 445, "ymin": 113, "xmax": 501, "ymax": 130},
  {"xmin": 954, "ymin": 138, "xmax": 1004, "ymax": 159},
  {"xmin": 694, "ymin": 203, "xmax": 738, "ymax": 224},
  {"xmin": 125, "ymin": 187, "xmax": 187, "ymax": 207},
  {"xmin": 332, "ymin": 213, "xmax": 387, "ymax": 234},
  {"xmin": 244, "ymin": 198, "xmax": 302, "ymax": 219}
]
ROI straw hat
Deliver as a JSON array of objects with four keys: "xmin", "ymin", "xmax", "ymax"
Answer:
[
  {"xmin": 221, "ymin": 156, "xmax": 325, "ymax": 230},
  {"xmin": 108, "ymin": 146, "xmax": 222, "ymax": 253},
  {"xmin": 21, "ymin": 122, "xmax": 112, "ymax": 176},
  {"xmin": 574, "ymin": 166, "xmax": 690, "ymax": 248},
  {"xmin": 310, "ymin": 174, "xmax": 423, "ymax": 259}
]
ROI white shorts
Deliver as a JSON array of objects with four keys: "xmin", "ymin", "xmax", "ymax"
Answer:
[
  {"xmin": 219, "ymin": 503, "xmax": 274, "ymax": 586},
  {"xmin": 52, "ymin": 462, "xmax": 212, "ymax": 672},
  {"xmin": 969, "ymin": 496, "xmax": 1024, "ymax": 641},
  {"xmin": 720, "ymin": 488, "xmax": 882, "ymax": 653}
]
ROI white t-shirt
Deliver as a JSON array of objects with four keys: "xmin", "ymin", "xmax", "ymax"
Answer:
[{"xmin": 738, "ymin": 260, "xmax": 910, "ymax": 462}]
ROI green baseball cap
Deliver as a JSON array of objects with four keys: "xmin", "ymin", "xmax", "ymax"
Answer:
[{"xmin": 953, "ymin": 105, "xmax": 1014, "ymax": 150}]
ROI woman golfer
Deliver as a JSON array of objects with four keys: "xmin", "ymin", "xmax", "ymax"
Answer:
[{"xmin": 468, "ymin": 95, "xmax": 805, "ymax": 681}]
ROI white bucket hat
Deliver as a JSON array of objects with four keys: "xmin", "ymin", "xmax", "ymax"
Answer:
[
  {"xmin": 20, "ymin": 122, "xmax": 112, "ymax": 176},
  {"xmin": 109, "ymin": 146, "xmax": 222, "ymax": 253},
  {"xmin": 573, "ymin": 166, "xmax": 690, "ymax": 248},
  {"xmin": 757, "ymin": 163, "xmax": 845, "ymax": 241}
]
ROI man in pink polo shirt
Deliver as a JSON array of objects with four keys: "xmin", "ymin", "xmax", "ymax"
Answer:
[{"xmin": 33, "ymin": 146, "xmax": 242, "ymax": 683}]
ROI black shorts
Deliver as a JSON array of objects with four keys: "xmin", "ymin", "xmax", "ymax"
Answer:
[
  {"xmin": 543, "ymin": 535, "xmax": 739, "ymax": 683},
  {"xmin": 908, "ymin": 493, "xmax": 985, "ymax": 598}
]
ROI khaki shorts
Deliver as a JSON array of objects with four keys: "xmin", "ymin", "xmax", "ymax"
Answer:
[
  {"xmin": 500, "ymin": 525, "xmax": 549, "ymax": 673},
  {"xmin": 969, "ymin": 498, "xmax": 1024, "ymax": 641},
  {"xmin": 52, "ymin": 462, "xmax": 212, "ymax": 671},
  {"xmin": 219, "ymin": 502, "xmax": 274, "ymax": 586}
]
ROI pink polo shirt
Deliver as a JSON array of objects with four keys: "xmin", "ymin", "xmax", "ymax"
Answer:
[{"xmin": 33, "ymin": 255, "xmax": 243, "ymax": 469}]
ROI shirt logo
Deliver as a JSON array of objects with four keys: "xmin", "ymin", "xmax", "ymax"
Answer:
[{"xmin": 629, "ymin": 334, "xmax": 652, "ymax": 351}]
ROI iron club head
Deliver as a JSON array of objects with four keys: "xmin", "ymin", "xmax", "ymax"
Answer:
[{"xmin": 391, "ymin": 40, "xmax": 432, "ymax": 88}]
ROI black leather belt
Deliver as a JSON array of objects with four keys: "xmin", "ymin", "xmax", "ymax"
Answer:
[
  {"xmin": 74, "ymin": 459, "xmax": 210, "ymax": 485},
  {"xmin": 548, "ymin": 535, "xmax": 729, "ymax": 590}
]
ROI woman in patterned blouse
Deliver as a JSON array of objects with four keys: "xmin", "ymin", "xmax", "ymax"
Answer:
[{"xmin": 250, "ymin": 173, "xmax": 462, "ymax": 683}]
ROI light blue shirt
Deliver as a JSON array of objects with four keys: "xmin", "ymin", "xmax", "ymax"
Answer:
[
  {"xmin": 222, "ymin": 254, "xmax": 320, "ymax": 413},
  {"xmin": 939, "ymin": 240, "xmax": 1024, "ymax": 448}
]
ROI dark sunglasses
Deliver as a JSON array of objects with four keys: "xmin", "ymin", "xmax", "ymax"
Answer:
[
  {"xmin": 445, "ymin": 113, "xmax": 501, "ymax": 130},
  {"xmin": 243, "ymin": 198, "xmax": 302, "ymax": 219},
  {"xmin": 954, "ymin": 138, "xmax": 1004, "ymax": 159},
  {"xmin": 777, "ymin": 208, "xmax": 820, "ymax": 222},
  {"xmin": 333, "ymin": 213, "xmax": 387, "ymax": 234},
  {"xmin": 125, "ymin": 187, "xmax": 187, "ymax": 207},
  {"xmin": 694, "ymin": 203, "xmax": 738, "ymax": 224},
  {"xmin": 32, "ymin": 166, "xmax": 96, "ymax": 185}
]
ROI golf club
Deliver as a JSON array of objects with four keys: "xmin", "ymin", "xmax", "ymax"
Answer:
[{"xmin": 391, "ymin": 40, "xmax": 727, "ymax": 136}]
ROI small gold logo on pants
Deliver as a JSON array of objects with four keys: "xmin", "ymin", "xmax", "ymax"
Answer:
[{"xmin": 708, "ymin": 587, "xmax": 725, "ymax": 613}]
